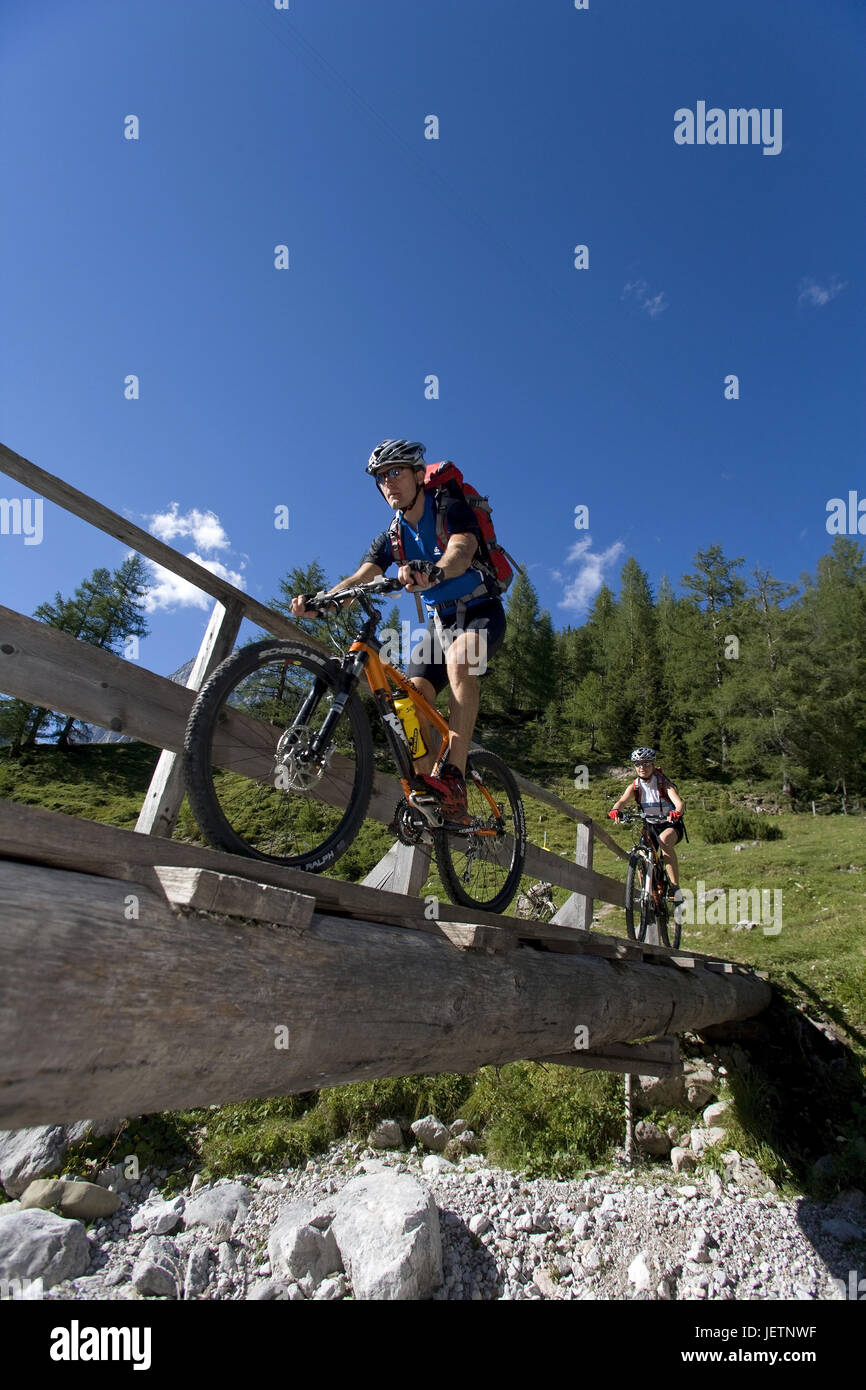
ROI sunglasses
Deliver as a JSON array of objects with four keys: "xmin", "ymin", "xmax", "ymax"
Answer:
[{"xmin": 375, "ymin": 466, "xmax": 412, "ymax": 481}]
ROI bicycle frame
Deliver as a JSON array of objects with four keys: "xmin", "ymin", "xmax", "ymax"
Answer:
[
  {"xmin": 625, "ymin": 816, "xmax": 670, "ymax": 909},
  {"xmin": 292, "ymin": 585, "xmax": 502, "ymax": 830}
]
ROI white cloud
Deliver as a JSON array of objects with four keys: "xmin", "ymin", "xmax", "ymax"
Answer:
[
  {"xmin": 149, "ymin": 502, "xmax": 230, "ymax": 552},
  {"xmin": 797, "ymin": 275, "xmax": 846, "ymax": 307},
  {"xmin": 143, "ymin": 553, "xmax": 247, "ymax": 614},
  {"xmin": 622, "ymin": 279, "xmax": 668, "ymax": 317},
  {"xmin": 141, "ymin": 503, "xmax": 246, "ymax": 612},
  {"xmin": 557, "ymin": 537, "xmax": 625, "ymax": 613}
]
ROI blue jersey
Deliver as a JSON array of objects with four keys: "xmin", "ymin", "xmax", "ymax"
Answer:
[{"xmin": 362, "ymin": 493, "xmax": 489, "ymax": 612}]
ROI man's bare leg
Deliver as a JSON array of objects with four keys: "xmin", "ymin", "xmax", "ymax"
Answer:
[{"xmin": 443, "ymin": 630, "xmax": 486, "ymax": 776}]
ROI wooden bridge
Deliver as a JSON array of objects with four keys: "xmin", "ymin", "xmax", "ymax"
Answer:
[{"xmin": 0, "ymin": 443, "xmax": 771, "ymax": 1129}]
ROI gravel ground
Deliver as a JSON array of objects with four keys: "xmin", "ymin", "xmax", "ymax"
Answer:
[{"xmin": 36, "ymin": 1138, "xmax": 866, "ymax": 1301}]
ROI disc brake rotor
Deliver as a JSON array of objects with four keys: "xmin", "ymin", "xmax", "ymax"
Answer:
[{"xmin": 274, "ymin": 725, "xmax": 330, "ymax": 792}]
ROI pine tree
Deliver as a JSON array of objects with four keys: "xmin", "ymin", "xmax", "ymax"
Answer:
[
  {"xmin": 797, "ymin": 538, "xmax": 866, "ymax": 805},
  {"xmin": 484, "ymin": 570, "xmax": 552, "ymax": 715},
  {"xmin": 681, "ymin": 545, "xmax": 746, "ymax": 769},
  {"xmin": 0, "ymin": 557, "xmax": 151, "ymax": 752},
  {"xmin": 607, "ymin": 558, "xmax": 662, "ymax": 750}
]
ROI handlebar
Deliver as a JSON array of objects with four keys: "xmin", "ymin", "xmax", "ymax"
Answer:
[
  {"xmin": 305, "ymin": 576, "xmax": 405, "ymax": 614},
  {"xmin": 613, "ymin": 810, "xmax": 672, "ymax": 825}
]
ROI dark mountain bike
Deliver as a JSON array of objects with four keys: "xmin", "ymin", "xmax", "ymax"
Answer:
[
  {"xmin": 183, "ymin": 577, "xmax": 527, "ymax": 914},
  {"xmin": 615, "ymin": 810, "xmax": 682, "ymax": 948}
]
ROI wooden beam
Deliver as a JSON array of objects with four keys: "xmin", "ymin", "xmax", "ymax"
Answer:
[
  {"xmin": 0, "ymin": 443, "xmax": 324, "ymax": 647},
  {"xmin": 152, "ymin": 866, "xmax": 316, "ymax": 932},
  {"xmin": 535, "ymin": 1036, "xmax": 681, "ymax": 1078},
  {"xmin": 0, "ymin": 801, "xmax": 765, "ymax": 972},
  {"xmin": 0, "ymin": 860, "xmax": 771, "ymax": 1126}
]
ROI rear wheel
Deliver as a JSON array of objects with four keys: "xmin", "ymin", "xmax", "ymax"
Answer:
[
  {"xmin": 183, "ymin": 639, "xmax": 374, "ymax": 871},
  {"xmin": 435, "ymin": 750, "xmax": 526, "ymax": 914}
]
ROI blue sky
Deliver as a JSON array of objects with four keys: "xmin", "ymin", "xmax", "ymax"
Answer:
[{"xmin": 1, "ymin": 0, "xmax": 863, "ymax": 677}]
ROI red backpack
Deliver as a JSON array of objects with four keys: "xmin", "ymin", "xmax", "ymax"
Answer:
[{"xmin": 387, "ymin": 461, "xmax": 521, "ymax": 597}]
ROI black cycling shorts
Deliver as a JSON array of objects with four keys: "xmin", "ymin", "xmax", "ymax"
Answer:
[
  {"xmin": 646, "ymin": 818, "xmax": 684, "ymax": 846},
  {"xmin": 405, "ymin": 598, "xmax": 506, "ymax": 696}
]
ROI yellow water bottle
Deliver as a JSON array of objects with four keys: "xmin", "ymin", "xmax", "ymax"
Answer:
[{"xmin": 393, "ymin": 695, "xmax": 427, "ymax": 760}]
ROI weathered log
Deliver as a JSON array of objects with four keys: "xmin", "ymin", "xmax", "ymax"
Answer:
[{"xmin": 0, "ymin": 859, "xmax": 772, "ymax": 1127}]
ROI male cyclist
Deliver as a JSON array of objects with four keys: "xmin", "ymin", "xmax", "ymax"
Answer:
[
  {"xmin": 608, "ymin": 748, "xmax": 686, "ymax": 903},
  {"xmin": 290, "ymin": 439, "xmax": 506, "ymax": 818}
]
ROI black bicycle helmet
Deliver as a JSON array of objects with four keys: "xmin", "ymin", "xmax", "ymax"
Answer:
[{"xmin": 366, "ymin": 439, "xmax": 426, "ymax": 476}]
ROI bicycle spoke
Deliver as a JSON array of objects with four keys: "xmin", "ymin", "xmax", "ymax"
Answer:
[{"xmin": 184, "ymin": 642, "xmax": 374, "ymax": 869}]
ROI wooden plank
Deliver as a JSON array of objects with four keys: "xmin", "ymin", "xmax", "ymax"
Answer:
[
  {"xmin": 0, "ymin": 443, "xmax": 325, "ymax": 648},
  {"xmin": 0, "ymin": 859, "xmax": 770, "ymax": 1126},
  {"xmin": 136, "ymin": 598, "xmax": 245, "ymax": 836},
  {"xmin": 152, "ymin": 866, "xmax": 316, "ymax": 932},
  {"xmin": 538, "ymin": 1052, "xmax": 677, "ymax": 1078},
  {"xmin": 536, "ymin": 1035, "xmax": 681, "ymax": 1077},
  {"xmin": 434, "ymin": 921, "xmax": 516, "ymax": 954},
  {"xmin": 0, "ymin": 801, "xmax": 767, "ymax": 979}
]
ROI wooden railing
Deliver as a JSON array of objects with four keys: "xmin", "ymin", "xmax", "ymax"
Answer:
[{"xmin": 0, "ymin": 442, "xmax": 628, "ymax": 925}]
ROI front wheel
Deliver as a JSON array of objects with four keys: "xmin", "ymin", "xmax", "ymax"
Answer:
[
  {"xmin": 183, "ymin": 639, "xmax": 374, "ymax": 871},
  {"xmin": 434, "ymin": 750, "xmax": 526, "ymax": 915},
  {"xmin": 625, "ymin": 852, "xmax": 650, "ymax": 941}
]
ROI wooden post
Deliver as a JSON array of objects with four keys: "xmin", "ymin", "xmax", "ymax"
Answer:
[
  {"xmin": 362, "ymin": 840, "xmax": 431, "ymax": 897},
  {"xmin": 550, "ymin": 822, "xmax": 594, "ymax": 930},
  {"xmin": 624, "ymin": 1071, "xmax": 635, "ymax": 1161},
  {"xmin": 135, "ymin": 599, "xmax": 244, "ymax": 837}
]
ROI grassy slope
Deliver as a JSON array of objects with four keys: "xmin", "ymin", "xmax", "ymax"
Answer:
[{"xmin": 2, "ymin": 744, "xmax": 864, "ymax": 1194}]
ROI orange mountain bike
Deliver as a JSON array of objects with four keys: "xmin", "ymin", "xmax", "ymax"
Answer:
[{"xmin": 183, "ymin": 577, "xmax": 527, "ymax": 914}]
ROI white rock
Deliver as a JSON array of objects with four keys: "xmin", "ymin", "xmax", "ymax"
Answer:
[
  {"xmin": 0, "ymin": 1127, "xmax": 68, "ymax": 1198},
  {"xmin": 182, "ymin": 1246, "xmax": 210, "ymax": 1299},
  {"xmin": 132, "ymin": 1258, "xmax": 178, "ymax": 1299},
  {"xmin": 0, "ymin": 1208, "xmax": 89, "ymax": 1290},
  {"xmin": 468, "ymin": 1213, "xmax": 492, "ymax": 1237},
  {"xmin": 422, "ymin": 1155, "xmax": 456, "ymax": 1175},
  {"xmin": 183, "ymin": 1183, "xmax": 251, "ymax": 1233},
  {"xmin": 329, "ymin": 1171, "xmax": 443, "ymax": 1300},
  {"xmin": 63, "ymin": 1117, "xmax": 126, "ymax": 1146},
  {"xmin": 130, "ymin": 1196, "xmax": 184, "ymax": 1235},
  {"xmin": 268, "ymin": 1201, "xmax": 343, "ymax": 1289},
  {"xmin": 368, "ymin": 1120, "xmax": 404, "ymax": 1150},
  {"xmin": 410, "ymin": 1116, "xmax": 451, "ymax": 1153},
  {"xmin": 671, "ymin": 1147, "xmax": 698, "ymax": 1174},
  {"xmin": 314, "ymin": 1273, "xmax": 348, "ymax": 1300},
  {"xmin": 628, "ymin": 1252, "xmax": 652, "ymax": 1290},
  {"xmin": 702, "ymin": 1100, "xmax": 730, "ymax": 1126}
]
